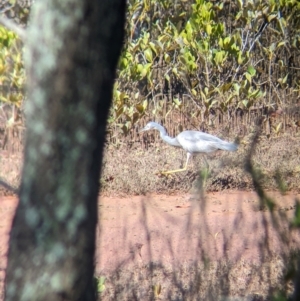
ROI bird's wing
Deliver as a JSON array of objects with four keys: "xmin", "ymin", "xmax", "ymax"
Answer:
[
  {"xmin": 177, "ymin": 131, "xmax": 236, "ymax": 153},
  {"xmin": 179, "ymin": 131, "xmax": 224, "ymax": 143}
]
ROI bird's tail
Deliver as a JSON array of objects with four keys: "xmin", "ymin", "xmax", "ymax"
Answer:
[{"xmin": 218, "ymin": 141, "xmax": 238, "ymax": 152}]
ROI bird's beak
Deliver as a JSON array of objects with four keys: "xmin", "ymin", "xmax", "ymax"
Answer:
[{"xmin": 139, "ymin": 127, "xmax": 146, "ymax": 133}]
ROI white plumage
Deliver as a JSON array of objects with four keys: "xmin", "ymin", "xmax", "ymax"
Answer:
[{"xmin": 140, "ymin": 121, "xmax": 237, "ymax": 174}]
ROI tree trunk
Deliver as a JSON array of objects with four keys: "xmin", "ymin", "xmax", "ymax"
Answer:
[{"xmin": 4, "ymin": 1, "xmax": 126, "ymax": 301}]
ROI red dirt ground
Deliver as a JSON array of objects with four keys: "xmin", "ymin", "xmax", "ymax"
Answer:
[{"xmin": 0, "ymin": 191, "xmax": 300, "ymax": 298}]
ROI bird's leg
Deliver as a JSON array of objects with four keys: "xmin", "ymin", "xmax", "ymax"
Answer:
[{"xmin": 161, "ymin": 153, "xmax": 191, "ymax": 175}]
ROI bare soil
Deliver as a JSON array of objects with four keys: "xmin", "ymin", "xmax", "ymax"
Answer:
[
  {"xmin": 96, "ymin": 191, "xmax": 300, "ymax": 270},
  {"xmin": 1, "ymin": 191, "xmax": 300, "ymax": 300}
]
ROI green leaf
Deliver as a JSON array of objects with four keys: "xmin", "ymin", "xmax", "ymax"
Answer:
[
  {"xmin": 214, "ymin": 51, "xmax": 225, "ymax": 65},
  {"xmin": 276, "ymin": 122, "xmax": 282, "ymax": 133},
  {"xmin": 267, "ymin": 14, "xmax": 276, "ymax": 22},
  {"xmin": 144, "ymin": 48, "xmax": 153, "ymax": 62},
  {"xmin": 140, "ymin": 63, "xmax": 151, "ymax": 78},
  {"xmin": 173, "ymin": 98, "xmax": 181, "ymax": 106},
  {"xmin": 245, "ymin": 72, "xmax": 252, "ymax": 83},
  {"xmin": 220, "ymin": 83, "xmax": 232, "ymax": 92},
  {"xmin": 206, "ymin": 24, "xmax": 212, "ymax": 35},
  {"xmin": 143, "ymin": 99, "xmax": 148, "ymax": 110},
  {"xmin": 172, "ymin": 67, "xmax": 178, "ymax": 76},
  {"xmin": 223, "ymin": 37, "xmax": 231, "ymax": 46},
  {"xmin": 270, "ymin": 43, "xmax": 276, "ymax": 52},
  {"xmin": 218, "ymin": 38, "xmax": 223, "ymax": 48},
  {"xmin": 209, "ymin": 99, "xmax": 218, "ymax": 108},
  {"xmin": 233, "ymin": 83, "xmax": 240, "ymax": 93},
  {"xmin": 237, "ymin": 52, "xmax": 244, "ymax": 65},
  {"xmin": 242, "ymin": 99, "xmax": 249, "ymax": 108},
  {"xmin": 149, "ymin": 42, "xmax": 158, "ymax": 55},
  {"xmin": 237, "ymin": 0, "xmax": 243, "ymax": 9},
  {"xmin": 137, "ymin": 63, "xmax": 143, "ymax": 73},
  {"xmin": 215, "ymin": 2, "xmax": 224, "ymax": 10},
  {"xmin": 277, "ymin": 41, "xmax": 286, "ymax": 48},
  {"xmin": 235, "ymin": 11, "xmax": 242, "ymax": 21},
  {"xmin": 247, "ymin": 66, "xmax": 256, "ymax": 76},
  {"xmin": 164, "ymin": 53, "xmax": 170, "ymax": 63},
  {"xmin": 282, "ymin": 73, "xmax": 288, "ymax": 84},
  {"xmin": 191, "ymin": 89, "xmax": 197, "ymax": 96},
  {"xmin": 135, "ymin": 104, "xmax": 144, "ymax": 113}
]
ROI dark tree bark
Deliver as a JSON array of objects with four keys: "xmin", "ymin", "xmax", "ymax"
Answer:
[{"xmin": 4, "ymin": 1, "xmax": 126, "ymax": 301}]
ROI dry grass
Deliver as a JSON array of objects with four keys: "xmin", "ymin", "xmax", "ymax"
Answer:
[
  {"xmin": 101, "ymin": 134, "xmax": 300, "ymax": 195},
  {"xmin": 98, "ymin": 254, "xmax": 295, "ymax": 300},
  {"xmin": 0, "ymin": 133, "xmax": 299, "ymax": 196},
  {"xmin": 0, "ymin": 151, "xmax": 22, "ymax": 195}
]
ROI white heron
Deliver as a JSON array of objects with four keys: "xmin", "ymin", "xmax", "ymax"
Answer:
[{"xmin": 140, "ymin": 121, "xmax": 238, "ymax": 174}]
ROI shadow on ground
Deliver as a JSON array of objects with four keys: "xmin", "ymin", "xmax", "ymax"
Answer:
[{"xmin": 94, "ymin": 191, "xmax": 300, "ymax": 301}]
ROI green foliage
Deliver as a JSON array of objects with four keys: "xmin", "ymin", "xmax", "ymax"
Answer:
[
  {"xmin": 1, "ymin": 0, "xmax": 300, "ymax": 135},
  {"xmin": 0, "ymin": 0, "xmax": 31, "ymax": 107},
  {"xmin": 0, "ymin": 26, "xmax": 25, "ymax": 106},
  {"xmin": 109, "ymin": 83, "xmax": 148, "ymax": 135},
  {"xmin": 112, "ymin": 0, "xmax": 300, "ymax": 133}
]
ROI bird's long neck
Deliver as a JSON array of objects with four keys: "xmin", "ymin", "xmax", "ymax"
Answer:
[{"xmin": 156, "ymin": 124, "xmax": 181, "ymax": 147}]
